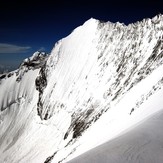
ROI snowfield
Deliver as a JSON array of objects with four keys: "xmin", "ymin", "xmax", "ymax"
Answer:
[
  {"xmin": 69, "ymin": 108, "xmax": 163, "ymax": 163},
  {"xmin": 0, "ymin": 14, "xmax": 163, "ymax": 163}
]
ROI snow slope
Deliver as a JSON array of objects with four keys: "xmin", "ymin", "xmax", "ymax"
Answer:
[
  {"xmin": 68, "ymin": 105, "xmax": 163, "ymax": 163},
  {"xmin": 0, "ymin": 14, "xmax": 163, "ymax": 163}
]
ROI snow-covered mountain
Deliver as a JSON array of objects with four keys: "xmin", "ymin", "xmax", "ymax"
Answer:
[{"xmin": 0, "ymin": 14, "xmax": 163, "ymax": 163}]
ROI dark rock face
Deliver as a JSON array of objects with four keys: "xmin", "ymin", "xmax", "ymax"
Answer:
[
  {"xmin": 0, "ymin": 74, "xmax": 6, "ymax": 80},
  {"xmin": 36, "ymin": 64, "xmax": 48, "ymax": 120}
]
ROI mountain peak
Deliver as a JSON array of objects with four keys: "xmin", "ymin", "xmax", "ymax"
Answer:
[
  {"xmin": 151, "ymin": 13, "xmax": 163, "ymax": 23},
  {"xmin": 0, "ymin": 14, "xmax": 163, "ymax": 163}
]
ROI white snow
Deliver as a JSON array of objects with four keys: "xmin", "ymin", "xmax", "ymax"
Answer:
[
  {"xmin": 62, "ymin": 64, "xmax": 163, "ymax": 162},
  {"xmin": 0, "ymin": 15, "xmax": 163, "ymax": 163},
  {"xmin": 68, "ymin": 106, "xmax": 163, "ymax": 163}
]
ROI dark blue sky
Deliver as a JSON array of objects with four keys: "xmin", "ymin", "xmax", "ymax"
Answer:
[{"xmin": 0, "ymin": 0, "xmax": 162, "ymax": 71}]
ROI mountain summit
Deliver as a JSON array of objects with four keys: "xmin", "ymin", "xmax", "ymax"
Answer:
[{"xmin": 0, "ymin": 14, "xmax": 163, "ymax": 163}]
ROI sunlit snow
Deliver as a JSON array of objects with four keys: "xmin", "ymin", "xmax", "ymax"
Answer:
[{"xmin": 0, "ymin": 14, "xmax": 163, "ymax": 163}]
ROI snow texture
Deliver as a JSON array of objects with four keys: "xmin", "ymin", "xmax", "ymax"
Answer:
[
  {"xmin": 68, "ymin": 108, "xmax": 163, "ymax": 163},
  {"xmin": 0, "ymin": 14, "xmax": 163, "ymax": 163}
]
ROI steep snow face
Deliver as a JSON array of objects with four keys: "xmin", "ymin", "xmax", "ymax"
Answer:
[
  {"xmin": 0, "ymin": 15, "xmax": 163, "ymax": 163},
  {"xmin": 0, "ymin": 52, "xmax": 52, "ymax": 163}
]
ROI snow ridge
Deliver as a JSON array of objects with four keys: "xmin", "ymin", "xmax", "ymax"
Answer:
[{"xmin": 0, "ymin": 14, "xmax": 163, "ymax": 163}]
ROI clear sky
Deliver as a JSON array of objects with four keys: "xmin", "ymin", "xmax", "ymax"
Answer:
[{"xmin": 0, "ymin": 0, "xmax": 162, "ymax": 72}]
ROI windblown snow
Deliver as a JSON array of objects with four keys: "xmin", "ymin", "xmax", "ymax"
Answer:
[{"xmin": 0, "ymin": 14, "xmax": 163, "ymax": 163}]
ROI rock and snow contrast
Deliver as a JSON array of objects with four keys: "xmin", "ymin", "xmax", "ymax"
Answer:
[{"xmin": 0, "ymin": 14, "xmax": 163, "ymax": 163}]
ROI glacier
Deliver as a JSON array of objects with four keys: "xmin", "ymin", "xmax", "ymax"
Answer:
[{"xmin": 0, "ymin": 14, "xmax": 163, "ymax": 163}]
